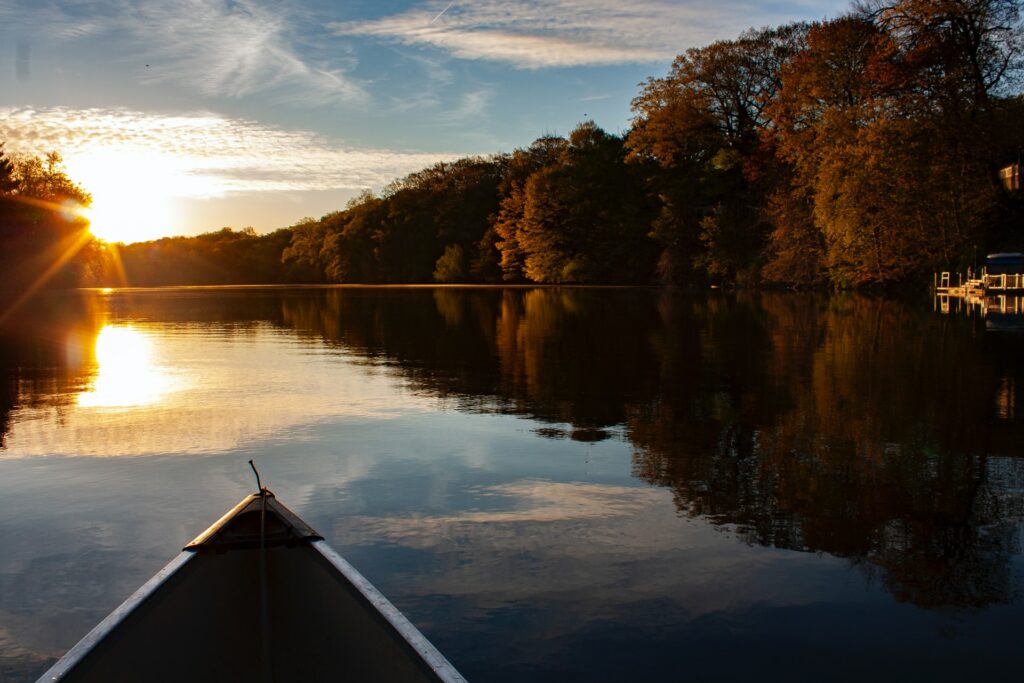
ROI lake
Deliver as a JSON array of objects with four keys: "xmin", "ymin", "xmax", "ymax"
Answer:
[{"xmin": 1, "ymin": 286, "xmax": 1022, "ymax": 681}]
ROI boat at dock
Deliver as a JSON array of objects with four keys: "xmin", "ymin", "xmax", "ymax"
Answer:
[{"xmin": 38, "ymin": 490, "xmax": 466, "ymax": 682}]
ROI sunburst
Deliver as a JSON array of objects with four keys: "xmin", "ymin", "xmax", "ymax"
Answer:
[
  {"xmin": 64, "ymin": 149, "xmax": 181, "ymax": 244},
  {"xmin": 0, "ymin": 195, "xmax": 94, "ymax": 326}
]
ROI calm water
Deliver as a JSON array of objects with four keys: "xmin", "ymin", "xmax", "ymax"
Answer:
[{"xmin": 1, "ymin": 287, "xmax": 1023, "ymax": 681}]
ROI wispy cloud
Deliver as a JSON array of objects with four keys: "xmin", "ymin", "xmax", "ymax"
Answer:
[
  {"xmin": 330, "ymin": 0, "xmax": 842, "ymax": 69},
  {"xmin": 433, "ymin": 88, "xmax": 493, "ymax": 124},
  {"xmin": 0, "ymin": 106, "xmax": 462, "ymax": 198},
  {"xmin": 0, "ymin": 0, "xmax": 366, "ymax": 105},
  {"xmin": 129, "ymin": 1, "xmax": 366, "ymax": 104}
]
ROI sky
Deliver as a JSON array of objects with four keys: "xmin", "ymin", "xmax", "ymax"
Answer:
[{"xmin": 0, "ymin": 0, "xmax": 848, "ymax": 243}]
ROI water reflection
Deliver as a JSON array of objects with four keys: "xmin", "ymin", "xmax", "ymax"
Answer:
[
  {"xmin": 0, "ymin": 291, "xmax": 436, "ymax": 456},
  {"xmin": 0, "ymin": 292, "xmax": 104, "ymax": 447},
  {"xmin": 77, "ymin": 326, "xmax": 179, "ymax": 408},
  {"xmin": 280, "ymin": 288, "xmax": 666, "ymax": 428},
  {"xmin": 937, "ymin": 292, "xmax": 1024, "ymax": 332},
  {"xmin": 279, "ymin": 288, "xmax": 1024, "ymax": 609},
  {"xmin": 1, "ymin": 287, "xmax": 1024, "ymax": 681}
]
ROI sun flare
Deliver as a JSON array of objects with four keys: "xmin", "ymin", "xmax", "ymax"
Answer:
[{"xmin": 64, "ymin": 150, "xmax": 182, "ymax": 244}]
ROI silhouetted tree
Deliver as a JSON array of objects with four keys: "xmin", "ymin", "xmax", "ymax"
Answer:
[
  {"xmin": 96, "ymin": 226, "xmax": 322, "ymax": 286},
  {"xmin": 0, "ymin": 148, "xmax": 93, "ymax": 298},
  {"xmin": 0, "ymin": 143, "xmax": 17, "ymax": 194}
]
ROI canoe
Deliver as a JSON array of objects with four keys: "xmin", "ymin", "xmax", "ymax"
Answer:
[{"xmin": 39, "ymin": 490, "xmax": 466, "ymax": 682}]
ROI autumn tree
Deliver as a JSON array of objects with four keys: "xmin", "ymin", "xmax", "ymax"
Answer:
[
  {"xmin": 868, "ymin": 0, "xmax": 1024, "ymax": 252},
  {"xmin": 765, "ymin": 2, "xmax": 1022, "ymax": 286},
  {"xmin": 628, "ymin": 25, "xmax": 808, "ymax": 284},
  {"xmin": 766, "ymin": 16, "xmax": 894, "ymax": 285},
  {"xmin": 492, "ymin": 136, "xmax": 567, "ymax": 281},
  {"xmin": 433, "ymin": 244, "xmax": 466, "ymax": 283},
  {"xmin": 513, "ymin": 122, "xmax": 656, "ymax": 284},
  {"xmin": 862, "ymin": 0, "xmax": 1022, "ymax": 113},
  {"xmin": 284, "ymin": 157, "xmax": 506, "ymax": 283},
  {"xmin": 316, "ymin": 197, "xmax": 390, "ymax": 283},
  {"xmin": 371, "ymin": 157, "xmax": 504, "ymax": 282}
]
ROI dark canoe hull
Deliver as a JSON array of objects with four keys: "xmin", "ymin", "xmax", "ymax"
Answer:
[{"xmin": 39, "ymin": 493, "xmax": 465, "ymax": 683}]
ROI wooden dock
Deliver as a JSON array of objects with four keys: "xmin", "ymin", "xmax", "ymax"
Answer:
[
  {"xmin": 934, "ymin": 271, "xmax": 986, "ymax": 298},
  {"xmin": 935, "ymin": 254, "xmax": 1024, "ymax": 298},
  {"xmin": 935, "ymin": 274, "xmax": 1024, "ymax": 297}
]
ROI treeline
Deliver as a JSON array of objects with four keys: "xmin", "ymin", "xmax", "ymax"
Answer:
[
  {"xmin": 286, "ymin": 0, "xmax": 1024, "ymax": 288},
  {"xmin": 283, "ymin": 128, "xmax": 659, "ymax": 284},
  {"xmin": 95, "ymin": 227, "xmax": 322, "ymax": 287},
  {"xmin": 4, "ymin": 0, "xmax": 1024, "ymax": 293}
]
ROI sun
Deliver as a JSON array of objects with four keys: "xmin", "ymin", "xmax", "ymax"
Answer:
[
  {"xmin": 64, "ymin": 149, "xmax": 181, "ymax": 244},
  {"xmin": 85, "ymin": 190, "xmax": 174, "ymax": 244}
]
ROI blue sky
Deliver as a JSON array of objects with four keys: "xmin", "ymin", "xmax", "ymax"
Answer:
[{"xmin": 0, "ymin": 0, "xmax": 848, "ymax": 241}]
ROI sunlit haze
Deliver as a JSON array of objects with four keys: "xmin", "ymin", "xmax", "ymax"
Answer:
[{"xmin": 0, "ymin": 1, "xmax": 847, "ymax": 241}]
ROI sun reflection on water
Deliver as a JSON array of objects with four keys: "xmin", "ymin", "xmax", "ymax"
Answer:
[{"xmin": 77, "ymin": 325, "xmax": 179, "ymax": 408}]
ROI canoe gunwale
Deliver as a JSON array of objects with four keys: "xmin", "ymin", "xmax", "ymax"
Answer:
[
  {"xmin": 309, "ymin": 538, "xmax": 467, "ymax": 683},
  {"xmin": 36, "ymin": 492, "xmax": 468, "ymax": 683},
  {"xmin": 37, "ymin": 550, "xmax": 196, "ymax": 682}
]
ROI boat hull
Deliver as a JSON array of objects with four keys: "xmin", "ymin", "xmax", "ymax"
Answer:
[{"xmin": 39, "ymin": 493, "xmax": 465, "ymax": 683}]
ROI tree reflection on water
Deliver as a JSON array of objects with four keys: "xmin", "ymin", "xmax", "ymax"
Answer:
[
  {"xmin": 281, "ymin": 287, "xmax": 1024, "ymax": 609},
  {"xmin": 0, "ymin": 292, "xmax": 105, "ymax": 447},
  {"xmin": 3, "ymin": 286, "xmax": 1022, "ymax": 610},
  {"xmin": 631, "ymin": 295, "xmax": 1023, "ymax": 608}
]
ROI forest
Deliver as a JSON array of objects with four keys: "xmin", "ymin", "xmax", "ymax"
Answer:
[{"xmin": 1, "ymin": 0, "xmax": 1023, "ymax": 293}]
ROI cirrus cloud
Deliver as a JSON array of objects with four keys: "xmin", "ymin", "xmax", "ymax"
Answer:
[
  {"xmin": 0, "ymin": 0, "xmax": 366, "ymax": 106},
  {"xmin": 330, "ymin": 0, "xmax": 844, "ymax": 69}
]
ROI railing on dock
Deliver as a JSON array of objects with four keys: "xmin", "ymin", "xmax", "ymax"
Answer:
[
  {"xmin": 935, "ymin": 270, "xmax": 1024, "ymax": 295},
  {"xmin": 985, "ymin": 273, "xmax": 1024, "ymax": 291}
]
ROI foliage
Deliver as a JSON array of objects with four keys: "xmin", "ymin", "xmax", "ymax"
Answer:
[
  {"xmin": 0, "ymin": 143, "xmax": 17, "ymax": 194},
  {"xmin": 627, "ymin": 24, "xmax": 809, "ymax": 285},
  {"xmin": 627, "ymin": 0, "xmax": 1022, "ymax": 287},
  {"xmin": 513, "ymin": 122, "xmax": 657, "ymax": 283},
  {"xmin": 95, "ymin": 227, "xmax": 322, "ymax": 286},
  {"xmin": 492, "ymin": 136, "xmax": 568, "ymax": 281},
  {"xmin": 0, "ymin": 147, "xmax": 93, "ymax": 297},
  {"xmin": 433, "ymin": 244, "xmax": 466, "ymax": 283},
  {"xmin": 765, "ymin": 2, "xmax": 1023, "ymax": 285},
  {"xmin": 285, "ymin": 157, "xmax": 506, "ymax": 283}
]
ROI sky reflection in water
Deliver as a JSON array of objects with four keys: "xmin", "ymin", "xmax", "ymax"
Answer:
[{"xmin": 1, "ymin": 287, "xmax": 1023, "ymax": 682}]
